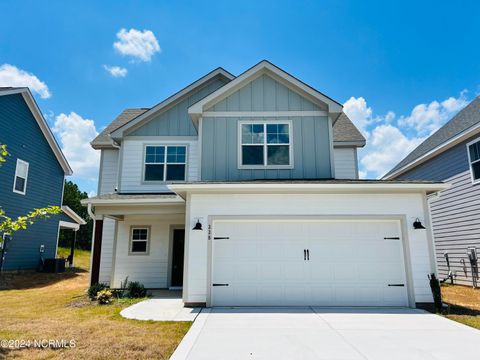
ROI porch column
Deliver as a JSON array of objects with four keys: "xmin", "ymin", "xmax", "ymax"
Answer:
[{"xmin": 90, "ymin": 219, "xmax": 104, "ymax": 285}]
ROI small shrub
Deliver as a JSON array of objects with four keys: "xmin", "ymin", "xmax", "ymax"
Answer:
[
  {"xmin": 96, "ymin": 289, "xmax": 113, "ymax": 305},
  {"xmin": 126, "ymin": 281, "xmax": 146, "ymax": 298},
  {"xmin": 88, "ymin": 283, "xmax": 106, "ymax": 300}
]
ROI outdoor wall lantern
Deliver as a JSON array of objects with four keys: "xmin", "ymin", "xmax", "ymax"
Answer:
[
  {"xmin": 192, "ymin": 218, "xmax": 203, "ymax": 231},
  {"xmin": 413, "ymin": 218, "xmax": 426, "ymax": 229}
]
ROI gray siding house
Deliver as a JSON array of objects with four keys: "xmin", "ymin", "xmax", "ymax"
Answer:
[
  {"xmin": 84, "ymin": 61, "xmax": 446, "ymax": 308},
  {"xmin": 384, "ymin": 97, "xmax": 480, "ymax": 287},
  {"xmin": 0, "ymin": 87, "xmax": 83, "ymax": 271}
]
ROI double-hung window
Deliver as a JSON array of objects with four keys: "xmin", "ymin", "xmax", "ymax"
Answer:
[
  {"xmin": 144, "ymin": 145, "xmax": 187, "ymax": 182},
  {"xmin": 467, "ymin": 138, "xmax": 480, "ymax": 183},
  {"xmin": 129, "ymin": 227, "xmax": 150, "ymax": 255},
  {"xmin": 240, "ymin": 122, "xmax": 292, "ymax": 167},
  {"xmin": 13, "ymin": 159, "xmax": 29, "ymax": 195}
]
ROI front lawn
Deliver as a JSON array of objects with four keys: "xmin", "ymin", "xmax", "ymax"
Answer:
[
  {"xmin": 0, "ymin": 249, "xmax": 190, "ymax": 359},
  {"xmin": 441, "ymin": 284, "xmax": 480, "ymax": 330}
]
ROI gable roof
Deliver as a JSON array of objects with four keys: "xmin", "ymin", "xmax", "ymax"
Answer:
[
  {"xmin": 106, "ymin": 68, "xmax": 234, "ymax": 142},
  {"xmin": 333, "ymin": 113, "xmax": 366, "ymax": 146},
  {"xmin": 91, "ymin": 108, "xmax": 149, "ymax": 148},
  {"xmin": 188, "ymin": 60, "xmax": 343, "ymax": 125},
  {"xmin": 384, "ymin": 96, "xmax": 480, "ymax": 179},
  {"xmin": 0, "ymin": 87, "xmax": 73, "ymax": 175}
]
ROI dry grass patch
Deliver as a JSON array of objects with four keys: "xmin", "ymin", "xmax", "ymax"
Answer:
[
  {"xmin": 441, "ymin": 284, "xmax": 480, "ymax": 330},
  {"xmin": 0, "ymin": 249, "xmax": 190, "ymax": 359}
]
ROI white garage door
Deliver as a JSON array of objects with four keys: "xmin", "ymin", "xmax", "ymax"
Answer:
[{"xmin": 211, "ymin": 219, "xmax": 409, "ymax": 307}]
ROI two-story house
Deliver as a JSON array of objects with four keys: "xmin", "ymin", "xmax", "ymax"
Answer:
[
  {"xmin": 0, "ymin": 87, "xmax": 84, "ymax": 271},
  {"xmin": 384, "ymin": 97, "xmax": 480, "ymax": 287},
  {"xmin": 84, "ymin": 61, "xmax": 446, "ymax": 309}
]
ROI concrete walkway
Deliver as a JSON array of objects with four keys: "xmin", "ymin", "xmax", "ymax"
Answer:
[
  {"xmin": 120, "ymin": 290, "xmax": 201, "ymax": 321},
  {"xmin": 170, "ymin": 307, "xmax": 480, "ymax": 360}
]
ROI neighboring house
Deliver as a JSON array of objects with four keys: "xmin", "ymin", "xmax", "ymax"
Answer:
[
  {"xmin": 384, "ymin": 97, "xmax": 480, "ymax": 287},
  {"xmin": 0, "ymin": 87, "xmax": 84, "ymax": 270},
  {"xmin": 83, "ymin": 61, "xmax": 446, "ymax": 308}
]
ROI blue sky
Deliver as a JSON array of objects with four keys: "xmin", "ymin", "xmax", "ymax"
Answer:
[{"xmin": 1, "ymin": 0, "xmax": 479, "ymax": 194}]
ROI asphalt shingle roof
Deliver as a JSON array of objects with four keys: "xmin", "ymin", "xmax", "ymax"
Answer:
[
  {"xmin": 91, "ymin": 109, "xmax": 365, "ymax": 147},
  {"xmin": 385, "ymin": 96, "xmax": 480, "ymax": 177}
]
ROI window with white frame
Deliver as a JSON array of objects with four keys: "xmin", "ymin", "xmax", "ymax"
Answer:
[
  {"xmin": 129, "ymin": 227, "xmax": 150, "ymax": 254},
  {"xmin": 13, "ymin": 159, "xmax": 29, "ymax": 195},
  {"xmin": 240, "ymin": 122, "xmax": 291, "ymax": 167},
  {"xmin": 144, "ymin": 145, "xmax": 187, "ymax": 182},
  {"xmin": 468, "ymin": 138, "xmax": 480, "ymax": 183}
]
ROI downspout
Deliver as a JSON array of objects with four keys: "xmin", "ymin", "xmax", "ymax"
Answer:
[{"xmin": 87, "ymin": 203, "xmax": 96, "ymax": 284}]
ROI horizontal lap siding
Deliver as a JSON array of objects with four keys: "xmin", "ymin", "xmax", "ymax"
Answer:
[
  {"xmin": 119, "ymin": 138, "xmax": 199, "ymax": 193},
  {"xmin": 98, "ymin": 150, "xmax": 119, "ymax": 194},
  {"xmin": 0, "ymin": 94, "xmax": 64, "ymax": 270},
  {"xmin": 333, "ymin": 147, "xmax": 358, "ymax": 179},
  {"xmin": 399, "ymin": 136, "xmax": 480, "ymax": 286},
  {"xmin": 98, "ymin": 218, "xmax": 115, "ymax": 284}
]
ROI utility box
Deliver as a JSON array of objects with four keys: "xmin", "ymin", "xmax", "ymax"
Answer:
[{"xmin": 43, "ymin": 258, "xmax": 66, "ymax": 273}]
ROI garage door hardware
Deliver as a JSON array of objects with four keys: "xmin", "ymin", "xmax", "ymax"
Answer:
[
  {"xmin": 388, "ymin": 284, "xmax": 405, "ymax": 287},
  {"xmin": 212, "ymin": 283, "xmax": 229, "ymax": 286},
  {"xmin": 213, "ymin": 237, "xmax": 230, "ymax": 240},
  {"xmin": 384, "ymin": 237, "xmax": 400, "ymax": 240},
  {"xmin": 303, "ymin": 249, "xmax": 310, "ymax": 260}
]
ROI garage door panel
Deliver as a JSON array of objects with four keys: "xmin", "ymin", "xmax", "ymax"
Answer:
[{"xmin": 211, "ymin": 219, "xmax": 408, "ymax": 307}]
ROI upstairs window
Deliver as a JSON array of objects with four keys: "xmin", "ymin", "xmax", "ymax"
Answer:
[
  {"xmin": 468, "ymin": 138, "xmax": 480, "ymax": 183},
  {"xmin": 144, "ymin": 145, "xmax": 187, "ymax": 182},
  {"xmin": 13, "ymin": 159, "xmax": 29, "ymax": 195},
  {"xmin": 129, "ymin": 227, "xmax": 150, "ymax": 255},
  {"xmin": 240, "ymin": 122, "xmax": 292, "ymax": 168}
]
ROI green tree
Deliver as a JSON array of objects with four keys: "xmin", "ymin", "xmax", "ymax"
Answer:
[
  {"xmin": 0, "ymin": 144, "xmax": 61, "ymax": 252},
  {"xmin": 60, "ymin": 180, "xmax": 93, "ymax": 250}
]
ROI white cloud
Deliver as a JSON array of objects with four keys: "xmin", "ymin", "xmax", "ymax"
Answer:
[
  {"xmin": 343, "ymin": 96, "xmax": 372, "ymax": 136},
  {"xmin": 113, "ymin": 28, "xmax": 160, "ymax": 62},
  {"xmin": 0, "ymin": 64, "xmax": 51, "ymax": 98},
  {"xmin": 360, "ymin": 125, "xmax": 424, "ymax": 178},
  {"xmin": 397, "ymin": 91, "xmax": 468, "ymax": 136},
  {"xmin": 52, "ymin": 112, "xmax": 100, "ymax": 181},
  {"xmin": 103, "ymin": 65, "xmax": 128, "ymax": 78},
  {"xmin": 345, "ymin": 91, "xmax": 469, "ymax": 179}
]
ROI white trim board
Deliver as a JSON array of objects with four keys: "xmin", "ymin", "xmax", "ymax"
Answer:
[{"xmin": 202, "ymin": 111, "xmax": 327, "ymax": 117}]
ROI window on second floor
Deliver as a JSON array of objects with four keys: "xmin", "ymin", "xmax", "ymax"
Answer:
[
  {"xmin": 144, "ymin": 145, "xmax": 187, "ymax": 182},
  {"xmin": 468, "ymin": 138, "xmax": 480, "ymax": 183},
  {"xmin": 13, "ymin": 159, "xmax": 29, "ymax": 195},
  {"xmin": 239, "ymin": 121, "xmax": 292, "ymax": 168}
]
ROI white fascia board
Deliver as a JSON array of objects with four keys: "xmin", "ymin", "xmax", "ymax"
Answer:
[
  {"xmin": 61, "ymin": 205, "xmax": 87, "ymax": 225},
  {"xmin": 168, "ymin": 182, "xmax": 450, "ymax": 198},
  {"xmin": 0, "ymin": 88, "xmax": 73, "ymax": 175},
  {"xmin": 188, "ymin": 60, "xmax": 343, "ymax": 126},
  {"xmin": 59, "ymin": 220, "xmax": 80, "ymax": 231},
  {"xmin": 109, "ymin": 68, "xmax": 234, "ymax": 139},
  {"xmin": 384, "ymin": 122, "xmax": 480, "ymax": 179},
  {"xmin": 81, "ymin": 195, "xmax": 185, "ymax": 206}
]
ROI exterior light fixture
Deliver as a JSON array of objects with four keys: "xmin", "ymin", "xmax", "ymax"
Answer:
[
  {"xmin": 192, "ymin": 219, "xmax": 203, "ymax": 231},
  {"xmin": 413, "ymin": 218, "xmax": 426, "ymax": 229}
]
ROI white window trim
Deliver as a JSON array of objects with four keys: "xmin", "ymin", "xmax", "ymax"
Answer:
[
  {"xmin": 13, "ymin": 159, "xmax": 29, "ymax": 195},
  {"xmin": 466, "ymin": 137, "xmax": 480, "ymax": 185},
  {"xmin": 142, "ymin": 144, "xmax": 188, "ymax": 183},
  {"xmin": 237, "ymin": 120, "xmax": 294, "ymax": 170},
  {"xmin": 129, "ymin": 226, "xmax": 151, "ymax": 255}
]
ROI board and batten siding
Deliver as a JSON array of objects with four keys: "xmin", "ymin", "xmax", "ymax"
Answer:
[
  {"xmin": 200, "ymin": 74, "xmax": 332, "ymax": 180},
  {"xmin": 0, "ymin": 93, "xmax": 65, "ymax": 270},
  {"xmin": 333, "ymin": 147, "xmax": 358, "ymax": 179},
  {"xmin": 111, "ymin": 214, "xmax": 184, "ymax": 288},
  {"xmin": 128, "ymin": 77, "xmax": 228, "ymax": 137},
  {"xmin": 398, "ymin": 134, "xmax": 480, "ymax": 286},
  {"xmin": 119, "ymin": 137, "xmax": 199, "ymax": 193}
]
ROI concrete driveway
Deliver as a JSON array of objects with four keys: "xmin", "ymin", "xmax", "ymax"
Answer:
[{"xmin": 171, "ymin": 307, "xmax": 480, "ymax": 360}]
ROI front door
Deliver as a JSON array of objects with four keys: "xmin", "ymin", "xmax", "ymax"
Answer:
[{"xmin": 171, "ymin": 229, "xmax": 185, "ymax": 287}]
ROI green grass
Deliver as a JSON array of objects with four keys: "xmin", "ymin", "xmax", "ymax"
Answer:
[{"xmin": 57, "ymin": 246, "xmax": 91, "ymax": 270}]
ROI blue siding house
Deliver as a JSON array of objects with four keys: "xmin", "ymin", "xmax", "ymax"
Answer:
[
  {"xmin": 384, "ymin": 97, "xmax": 480, "ymax": 287},
  {"xmin": 0, "ymin": 87, "xmax": 74, "ymax": 271}
]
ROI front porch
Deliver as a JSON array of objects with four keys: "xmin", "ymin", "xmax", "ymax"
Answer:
[{"xmin": 85, "ymin": 193, "xmax": 188, "ymax": 297}]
